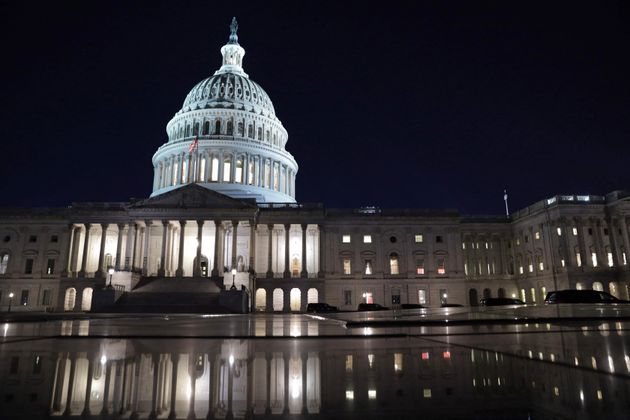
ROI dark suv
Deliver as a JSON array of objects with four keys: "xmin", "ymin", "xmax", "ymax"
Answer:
[
  {"xmin": 357, "ymin": 303, "xmax": 389, "ymax": 311},
  {"xmin": 545, "ymin": 290, "xmax": 628, "ymax": 304},
  {"xmin": 306, "ymin": 303, "xmax": 338, "ymax": 313},
  {"xmin": 480, "ymin": 297, "xmax": 526, "ymax": 306}
]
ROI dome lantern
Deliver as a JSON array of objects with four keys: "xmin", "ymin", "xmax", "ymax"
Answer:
[{"xmin": 215, "ymin": 17, "xmax": 248, "ymax": 78}]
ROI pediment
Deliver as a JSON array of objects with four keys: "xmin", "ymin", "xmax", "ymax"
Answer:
[{"xmin": 130, "ymin": 184, "xmax": 258, "ymax": 209}]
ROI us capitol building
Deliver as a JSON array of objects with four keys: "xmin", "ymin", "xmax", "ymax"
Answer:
[{"xmin": 1, "ymin": 20, "xmax": 629, "ymax": 313}]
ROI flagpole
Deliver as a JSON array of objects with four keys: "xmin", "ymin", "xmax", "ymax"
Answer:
[{"xmin": 503, "ymin": 189, "xmax": 509, "ymax": 218}]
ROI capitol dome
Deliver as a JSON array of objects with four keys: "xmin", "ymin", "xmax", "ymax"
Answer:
[{"xmin": 150, "ymin": 18, "xmax": 298, "ymax": 203}]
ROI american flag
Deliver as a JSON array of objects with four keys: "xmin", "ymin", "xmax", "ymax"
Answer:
[{"xmin": 188, "ymin": 136, "xmax": 199, "ymax": 153}]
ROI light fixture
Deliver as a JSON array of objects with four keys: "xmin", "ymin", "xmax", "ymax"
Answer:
[{"xmin": 230, "ymin": 268, "xmax": 237, "ymax": 290}]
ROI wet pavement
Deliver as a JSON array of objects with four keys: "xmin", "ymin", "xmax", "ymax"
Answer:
[{"xmin": 1, "ymin": 310, "xmax": 630, "ymax": 419}]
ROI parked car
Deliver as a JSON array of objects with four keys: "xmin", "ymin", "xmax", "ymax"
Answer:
[
  {"xmin": 306, "ymin": 303, "xmax": 338, "ymax": 313},
  {"xmin": 480, "ymin": 297, "xmax": 526, "ymax": 306},
  {"xmin": 400, "ymin": 303, "xmax": 426, "ymax": 309},
  {"xmin": 545, "ymin": 290, "xmax": 628, "ymax": 304},
  {"xmin": 357, "ymin": 303, "xmax": 389, "ymax": 311}
]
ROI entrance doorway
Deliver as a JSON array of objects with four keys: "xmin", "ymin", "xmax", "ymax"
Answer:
[{"xmin": 194, "ymin": 255, "xmax": 209, "ymax": 277}]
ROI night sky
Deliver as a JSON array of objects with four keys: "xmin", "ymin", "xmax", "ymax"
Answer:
[{"xmin": 1, "ymin": 1, "xmax": 629, "ymax": 214}]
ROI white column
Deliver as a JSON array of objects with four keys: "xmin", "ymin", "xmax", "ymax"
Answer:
[
  {"xmin": 301, "ymin": 224, "xmax": 308, "ymax": 278},
  {"xmin": 176, "ymin": 220, "xmax": 186, "ymax": 277},
  {"xmin": 114, "ymin": 223, "xmax": 124, "ymax": 271},
  {"xmin": 142, "ymin": 220, "xmax": 152, "ymax": 276},
  {"xmin": 158, "ymin": 221, "xmax": 168, "ymax": 277},
  {"xmin": 284, "ymin": 224, "xmax": 291, "ymax": 278},
  {"xmin": 212, "ymin": 220, "xmax": 221, "ymax": 277}
]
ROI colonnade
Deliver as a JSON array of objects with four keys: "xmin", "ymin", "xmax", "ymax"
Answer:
[
  {"xmin": 153, "ymin": 151, "xmax": 296, "ymax": 198},
  {"xmin": 64, "ymin": 221, "xmax": 321, "ymax": 279}
]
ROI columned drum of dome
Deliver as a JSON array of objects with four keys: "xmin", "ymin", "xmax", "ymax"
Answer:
[{"xmin": 151, "ymin": 18, "xmax": 298, "ymax": 203}]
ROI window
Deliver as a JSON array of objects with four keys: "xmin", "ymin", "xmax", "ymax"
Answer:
[
  {"xmin": 462, "ymin": 242, "xmax": 466, "ymax": 250},
  {"xmin": 415, "ymin": 234, "xmax": 424, "ymax": 243},
  {"xmin": 247, "ymin": 160, "xmax": 255, "ymax": 185},
  {"xmin": 537, "ymin": 256, "xmax": 544, "ymax": 271},
  {"xmin": 364, "ymin": 260, "xmax": 373, "ymax": 275},
  {"xmin": 0, "ymin": 254, "xmax": 8, "ymax": 274},
  {"xmin": 20, "ymin": 290, "xmax": 29, "ymax": 306},
  {"xmin": 436, "ymin": 258, "xmax": 446, "ymax": 274},
  {"xmin": 46, "ymin": 259, "xmax": 55, "ymax": 275},
  {"xmin": 607, "ymin": 251, "xmax": 614, "ymax": 267},
  {"xmin": 342, "ymin": 235, "xmax": 351, "ymax": 243},
  {"xmin": 223, "ymin": 157, "xmax": 231, "ymax": 182},
  {"xmin": 418, "ymin": 289, "xmax": 427, "ymax": 305},
  {"xmin": 368, "ymin": 389, "xmax": 377, "ymax": 400},
  {"xmin": 226, "ymin": 120, "xmax": 233, "ymax": 135},
  {"xmin": 576, "ymin": 250, "xmax": 582, "ymax": 267},
  {"xmin": 215, "ymin": 120, "xmax": 221, "ymax": 134},
  {"xmin": 591, "ymin": 251, "xmax": 598, "ymax": 267},
  {"xmin": 556, "ymin": 227, "xmax": 562, "ymax": 236},
  {"xmin": 203, "ymin": 121, "xmax": 210, "ymax": 135},
  {"xmin": 343, "ymin": 259, "xmax": 352, "ymax": 275},
  {"xmin": 24, "ymin": 258, "xmax": 34, "ymax": 274},
  {"xmin": 41, "ymin": 289, "xmax": 52, "ymax": 306},
  {"xmin": 394, "ymin": 353, "xmax": 403, "ymax": 372},
  {"xmin": 345, "ymin": 355, "xmax": 353, "ymax": 372},
  {"xmin": 389, "ymin": 236, "xmax": 397, "ymax": 243},
  {"xmin": 363, "ymin": 235, "xmax": 372, "ymax": 243},
  {"xmin": 235, "ymin": 158, "xmax": 243, "ymax": 183},
  {"xmin": 588, "ymin": 228, "xmax": 593, "ymax": 236},
  {"xmin": 527, "ymin": 256, "xmax": 533, "ymax": 273},
  {"xmin": 211, "ymin": 157, "xmax": 219, "ymax": 181},
  {"xmin": 416, "ymin": 259, "xmax": 425, "ymax": 275},
  {"xmin": 572, "ymin": 227, "xmax": 578, "ymax": 236},
  {"xmin": 530, "ymin": 288, "xmax": 536, "ymax": 303},
  {"xmin": 32, "ymin": 355, "xmax": 42, "ymax": 375},
  {"xmin": 435, "ymin": 235, "xmax": 443, "ymax": 243},
  {"xmin": 604, "ymin": 228, "xmax": 609, "ymax": 236},
  {"xmin": 247, "ymin": 124, "xmax": 253, "ymax": 138},
  {"xmin": 524, "ymin": 236, "xmax": 529, "ymax": 243},
  {"xmin": 343, "ymin": 290, "xmax": 352, "ymax": 305},
  {"xmin": 535, "ymin": 231, "xmax": 540, "ymax": 240},
  {"xmin": 3, "ymin": 235, "xmax": 10, "ymax": 242},
  {"xmin": 237, "ymin": 122, "xmax": 244, "ymax": 136},
  {"xmin": 423, "ymin": 389, "xmax": 432, "ymax": 398},
  {"xmin": 516, "ymin": 238, "xmax": 521, "ymax": 246},
  {"xmin": 389, "ymin": 253, "xmax": 399, "ymax": 275},
  {"xmin": 29, "ymin": 235, "xmax": 37, "ymax": 243},
  {"xmin": 50, "ymin": 235, "xmax": 58, "ymax": 243}
]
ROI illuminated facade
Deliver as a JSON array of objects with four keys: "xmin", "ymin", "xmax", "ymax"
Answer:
[{"xmin": 1, "ymin": 21, "xmax": 630, "ymax": 313}]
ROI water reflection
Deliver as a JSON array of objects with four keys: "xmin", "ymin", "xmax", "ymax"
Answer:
[{"xmin": 1, "ymin": 323, "xmax": 630, "ymax": 418}]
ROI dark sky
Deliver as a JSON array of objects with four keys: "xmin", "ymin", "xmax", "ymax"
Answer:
[{"xmin": 1, "ymin": 1, "xmax": 629, "ymax": 214}]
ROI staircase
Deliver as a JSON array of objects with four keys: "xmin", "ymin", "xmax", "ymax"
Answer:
[{"xmin": 95, "ymin": 276, "xmax": 244, "ymax": 313}]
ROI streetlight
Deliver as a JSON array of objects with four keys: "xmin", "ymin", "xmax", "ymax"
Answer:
[
  {"xmin": 8, "ymin": 292, "xmax": 14, "ymax": 312},
  {"xmin": 230, "ymin": 268, "xmax": 237, "ymax": 290},
  {"xmin": 107, "ymin": 267, "xmax": 114, "ymax": 289}
]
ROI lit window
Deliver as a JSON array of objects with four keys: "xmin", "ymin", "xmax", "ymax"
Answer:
[
  {"xmin": 436, "ymin": 258, "xmax": 446, "ymax": 275},
  {"xmin": 368, "ymin": 389, "xmax": 376, "ymax": 400},
  {"xmin": 415, "ymin": 234, "xmax": 423, "ymax": 243},
  {"xmin": 516, "ymin": 238, "xmax": 520, "ymax": 246},
  {"xmin": 423, "ymin": 388, "xmax": 432, "ymax": 398},
  {"xmin": 519, "ymin": 265, "xmax": 524, "ymax": 275},
  {"xmin": 557, "ymin": 227, "xmax": 562, "ymax": 236},
  {"xmin": 572, "ymin": 227, "xmax": 578, "ymax": 236},
  {"xmin": 607, "ymin": 252, "xmax": 614, "ymax": 267},
  {"xmin": 591, "ymin": 252, "xmax": 598, "ymax": 267},
  {"xmin": 576, "ymin": 252, "xmax": 582, "ymax": 267},
  {"xmin": 591, "ymin": 357, "xmax": 597, "ymax": 369},
  {"xmin": 520, "ymin": 289, "xmax": 526, "ymax": 302},
  {"xmin": 597, "ymin": 390, "xmax": 603, "ymax": 400},
  {"xmin": 342, "ymin": 235, "xmax": 351, "ymax": 243},
  {"xmin": 623, "ymin": 252, "xmax": 628, "ymax": 265},
  {"xmin": 389, "ymin": 253, "xmax": 399, "ymax": 275},
  {"xmin": 530, "ymin": 288, "xmax": 536, "ymax": 303},
  {"xmin": 368, "ymin": 354, "xmax": 374, "ymax": 369},
  {"xmin": 363, "ymin": 235, "xmax": 372, "ymax": 243},
  {"xmin": 535, "ymin": 231, "xmax": 540, "ymax": 240},
  {"xmin": 421, "ymin": 352, "xmax": 430, "ymax": 360},
  {"xmin": 418, "ymin": 290, "xmax": 427, "ymax": 305},
  {"xmin": 235, "ymin": 158, "xmax": 244, "ymax": 183},
  {"xmin": 554, "ymin": 387, "xmax": 560, "ymax": 397},
  {"xmin": 394, "ymin": 353, "xmax": 403, "ymax": 372},
  {"xmin": 211, "ymin": 158, "xmax": 219, "ymax": 181},
  {"xmin": 462, "ymin": 242, "xmax": 466, "ymax": 250},
  {"xmin": 46, "ymin": 259, "xmax": 55, "ymax": 275},
  {"xmin": 561, "ymin": 259, "xmax": 565, "ymax": 267},
  {"xmin": 416, "ymin": 259, "xmax": 425, "ymax": 275},
  {"xmin": 364, "ymin": 260, "xmax": 373, "ymax": 275},
  {"xmin": 223, "ymin": 157, "xmax": 231, "ymax": 182},
  {"xmin": 443, "ymin": 351, "xmax": 451, "ymax": 359},
  {"xmin": 345, "ymin": 355, "xmax": 353, "ymax": 372},
  {"xmin": 345, "ymin": 390, "xmax": 354, "ymax": 400},
  {"xmin": 343, "ymin": 259, "xmax": 351, "ymax": 275}
]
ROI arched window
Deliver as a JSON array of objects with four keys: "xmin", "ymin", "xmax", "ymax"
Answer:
[
  {"xmin": 248, "ymin": 124, "xmax": 254, "ymax": 138},
  {"xmin": 81, "ymin": 288, "xmax": 93, "ymax": 311},
  {"xmin": 226, "ymin": 120, "xmax": 233, "ymax": 135},
  {"xmin": 389, "ymin": 253, "xmax": 399, "ymax": 275},
  {"xmin": 64, "ymin": 288, "xmax": 76, "ymax": 311},
  {"xmin": 235, "ymin": 158, "xmax": 243, "ymax": 183},
  {"xmin": 272, "ymin": 288, "xmax": 284, "ymax": 311},
  {"xmin": 178, "ymin": 126, "xmax": 184, "ymax": 138},
  {"xmin": 215, "ymin": 120, "xmax": 221, "ymax": 134},
  {"xmin": 193, "ymin": 122, "xmax": 200, "ymax": 136},
  {"xmin": 0, "ymin": 254, "xmax": 8, "ymax": 274},
  {"xmin": 592, "ymin": 281, "xmax": 604, "ymax": 292},
  {"xmin": 307, "ymin": 288, "xmax": 318, "ymax": 304},
  {"xmin": 255, "ymin": 288, "xmax": 266, "ymax": 311},
  {"xmin": 290, "ymin": 288, "xmax": 301, "ymax": 311},
  {"xmin": 590, "ymin": 247, "xmax": 598, "ymax": 267},
  {"xmin": 248, "ymin": 160, "xmax": 255, "ymax": 185},
  {"xmin": 265, "ymin": 130, "xmax": 270, "ymax": 142},
  {"xmin": 237, "ymin": 122, "xmax": 244, "ymax": 136},
  {"xmin": 264, "ymin": 160, "xmax": 271, "ymax": 188},
  {"xmin": 211, "ymin": 157, "xmax": 219, "ymax": 181},
  {"xmin": 483, "ymin": 288, "xmax": 491, "ymax": 299},
  {"xmin": 257, "ymin": 127, "xmax": 262, "ymax": 140},
  {"xmin": 203, "ymin": 121, "xmax": 210, "ymax": 135},
  {"xmin": 223, "ymin": 156, "xmax": 231, "ymax": 182},
  {"xmin": 436, "ymin": 258, "xmax": 446, "ymax": 274},
  {"xmin": 185, "ymin": 124, "xmax": 191, "ymax": 137},
  {"xmin": 273, "ymin": 133, "xmax": 277, "ymax": 145}
]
